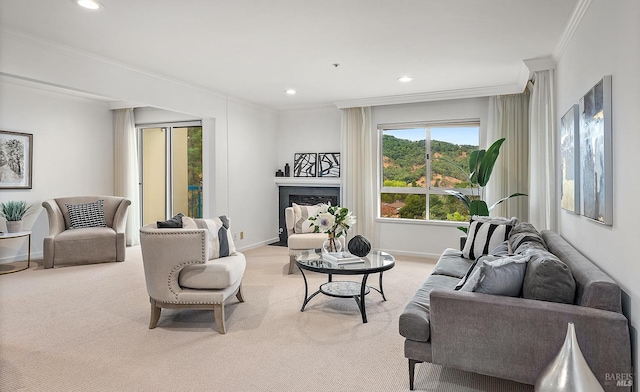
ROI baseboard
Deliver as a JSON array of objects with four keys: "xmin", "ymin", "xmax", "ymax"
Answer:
[
  {"xmin": 0, "ymin": 251, "xmax": 43, "ymax": 264},
  {"xmin": 236, "ymin": 237, "xmax": 280, "ymax": 252}
]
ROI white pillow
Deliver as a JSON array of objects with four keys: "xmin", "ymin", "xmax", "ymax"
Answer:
[
  {"xmin": 195, "ymin": 216, "xmax": 236, "ymax": 260},
  {"xmin": 459, "ymin": 254, "xmax": 531, "ymax": 296},
  {"xmin": 292, "ymin": 203, "xmax": 320, "ymax": 234},
  {"xmin": 462, "ymin": 220, "xmax": 513, "ymax": 260}
]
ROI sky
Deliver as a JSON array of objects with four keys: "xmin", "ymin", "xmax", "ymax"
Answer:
[{"xmin": 384, "ymin": 127, "xmax": 478, "ymax": 146}]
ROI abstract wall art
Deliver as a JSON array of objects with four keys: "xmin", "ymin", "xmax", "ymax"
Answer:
[
  {"xmin": 560, "ymin": 104, "xmax": 580, "ymax": 213},
  {"xmin": 293, "ymin": 153, "xmax": 317, "ymax": 177},
  {"xmin": 0, "ymin": 130, "xmax": 33, "ymax": 189},
  {"xmin": 579, "ymin": 75, "xmax": 612, "ymax": 225},
  {"xmin": 317, "ymin": 153, "xmax": 340, "ymax": 177}
]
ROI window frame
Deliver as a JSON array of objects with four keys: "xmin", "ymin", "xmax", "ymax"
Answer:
[{"xmin": 378, "ymin": 119, "xmax": 480, "ymax": 222}]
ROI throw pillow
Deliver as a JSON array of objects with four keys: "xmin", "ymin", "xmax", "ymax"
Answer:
[
  {"xmin": 292, "ymin": 203, "xmax": 320, "ymax": 234},
  {"xmin": 462, "ymin": 219, "xmax": 514, "ymax": 260},
  {"xmin": 195, "ymin": 216, "xmax": 236, "ymax": 260},
  {"xmin": 459, "ymin": 254, "xmax": 530, "ymax": 296},
  {"xmin": 157, "ymin": 213, "xmax": 184, "ymax": 228},
  {"xmin": 509, "ymin": 222, "xmax": 548, "ymax": 254},
  {"xmin": 471, "ymin": 215, "xmax": 519, "ymax": 226},
  {"xmin": 522, "ymin": 249, "xmax": 576, "ymax": 304},
  {"xmin": 490, "ymin": 240, "xmax": 512, "ymax": 256},
  {"xmin": 65, "ymin": 199, "xmax": 107, "ymax": 229},
  {"xmin": 454, "ymin": 258, "xmax": 479, "ymax": 290}
]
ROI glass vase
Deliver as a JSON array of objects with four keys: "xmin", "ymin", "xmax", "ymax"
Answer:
[{"xmin": 322, "ymin": 233, "xmax": 342, "ymax": 254}]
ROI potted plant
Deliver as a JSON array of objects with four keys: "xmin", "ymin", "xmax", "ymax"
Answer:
[
  {"xmin": 0, "ymin": 201, "xmax": 33, "ymax": 233},
  {"xmin": 443, "ymin": 138, "xmax": 527, "ymax": 233}
]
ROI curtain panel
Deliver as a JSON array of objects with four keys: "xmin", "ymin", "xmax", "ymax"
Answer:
[{"xmin": 114, "ymin": 108, "xmax": 141, "ymax": 246}]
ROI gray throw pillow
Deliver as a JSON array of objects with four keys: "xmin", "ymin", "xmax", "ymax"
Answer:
[
  {"xmin": 522, "ymin": 249, "xmax": 576, "ymax": 304},
  {"xmin": 459, "ymin": 254, "xmax": 530, "ymax": 296},
  {"xmin": 490, "ymin": 240, "xmax": 511, "ymax": 256},
  {"xmin": 509, "ymin": 222, "xmax": 547, "ymax": 254}
]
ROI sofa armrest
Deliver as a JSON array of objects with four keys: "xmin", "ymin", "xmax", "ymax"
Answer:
[
  {"xmin": 112, "ymin": 198, "xmax": 131, "ymax": 233},
  {"xmin": 429, "ymin": 289, "xmax": 632, "ymax": 389},
  {"xmin": 285, "ymin": 207, "xmax": 295, "ymax": 236}
]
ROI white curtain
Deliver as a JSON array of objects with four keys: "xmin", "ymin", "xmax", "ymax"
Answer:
[
  {"xmin": 341, "ymin": 107, "xmax": 376, "ymax": 245},
  {"xmin": 529, "ymin": 70, "xmax": 557, "ymax": 230},
  {"xmin": 486, "ymin": 93, "xmax": 530, "ymax": 221},
  {"xmin": 114, "ymin": 108, "xmax": 140, "ymax": 246}
]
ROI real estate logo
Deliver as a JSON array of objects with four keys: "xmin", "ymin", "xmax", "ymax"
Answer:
[{"xmin": 604, "ymin": 373, "xmax": 633, "ymax": 387}]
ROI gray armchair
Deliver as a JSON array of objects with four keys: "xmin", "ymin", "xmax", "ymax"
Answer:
[
  {"xmin": 139, "ymin": 223, "xmax": 245, "ymax": 333},
  {"xmin": 42, "ymin": 196, "xmax": 131, "ymax": 269}
]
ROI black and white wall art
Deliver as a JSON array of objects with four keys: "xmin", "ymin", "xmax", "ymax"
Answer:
[
  {"xmin": 560, "ymin": 104, "xmax": 580, "ymax": 213},
  {"xmin": 317, "ymin": 153, "xmax": 340, "ymax": 177},
  {"xmin": 0, "ymin": 130, "xmax": 33, "ymax": 189},
  {"xmin": 579, "ymin": 75, "xmax": 612, "ymax": 225},
  {"xmin": 294, "ymin": 153, "xmax": 317, "ymax": 177}
]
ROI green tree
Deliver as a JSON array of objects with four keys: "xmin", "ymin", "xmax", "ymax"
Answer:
[{"xmin": 399, "ymin": 194, "xmax": 426, "ymax": 219}]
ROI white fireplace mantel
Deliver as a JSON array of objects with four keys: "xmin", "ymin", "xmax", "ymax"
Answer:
[{"xmin": 274, "ymin": 177, "xmax": 341, "ymax": 187}]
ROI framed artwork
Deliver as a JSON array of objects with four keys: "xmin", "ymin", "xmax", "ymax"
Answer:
[
  {"xmin": 317, "ymin": 153, "xmax": 340, "ymax": 177},
  {"xmin": 0, "ymin": 130, "xmax": 33, "ymax": 189},
  {"xmin": 293, "ymin": 153, "xmax": 317, "ymax": 177},
  {"xmin": 560, "ymin": 104, "xmax": 580, "ymax": 213},
  {"xmin": 579, "ymin": 75, "xmax": 612, "ymax": 225}
]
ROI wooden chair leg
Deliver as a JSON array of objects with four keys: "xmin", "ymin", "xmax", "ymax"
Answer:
[
  {"xmin": 213, "ymin": 303, "xmax": 226, "ymax": 334},
  {"xmin": 409, "ymin": 359, "xmax": 421, "ymax": 390},
  {"xmin": 288, "ymin": 255, "xmax": 296, "ymax": 274},
  {"xmin": 149, "ymin": 298, "xmax": 162, "ymax": 329},
  {"xmin": 236, "ymin": 283, "xmax": 245, "ymax": 303}
]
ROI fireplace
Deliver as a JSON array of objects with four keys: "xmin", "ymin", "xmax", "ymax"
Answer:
[{"xmin": 277, "ymin": 186, "xmax": 340, "ymax": 245}]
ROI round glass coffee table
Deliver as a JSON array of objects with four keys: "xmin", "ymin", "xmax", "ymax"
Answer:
[{"xmin": 295, "ymin": 249, "xmax": 395, "ymax": 323}]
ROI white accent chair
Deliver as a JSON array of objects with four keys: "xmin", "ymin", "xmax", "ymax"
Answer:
[
  {"xmin": 139, "ymin": 223, "xmax": 245, "ymax": 333},
  {"xmin": 285, "ymin": 206, "xmax": 344, "ymax": 274}
]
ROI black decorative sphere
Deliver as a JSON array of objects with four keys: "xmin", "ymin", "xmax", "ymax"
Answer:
[{"xmin": 348, "ymin": 235, "xmax": 371, "ymax": 257}]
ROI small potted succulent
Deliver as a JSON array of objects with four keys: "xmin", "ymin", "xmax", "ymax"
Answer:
[{"xmin": 0, "ymin": 201, "xmax": 33, "ymax": 233}]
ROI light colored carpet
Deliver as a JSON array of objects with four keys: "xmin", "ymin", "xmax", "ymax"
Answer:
[{"xmin": 0, "ymin": 245, "xmax": 534, "ymax": 392}]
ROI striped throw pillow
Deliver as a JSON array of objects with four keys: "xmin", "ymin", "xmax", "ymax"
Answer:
[
  {"xmin": 195, "ymin": 216, "xmax": 236, "ymax": 260},
  {"xmin": 292, "ymin": 203, "xmax": 320, "ymax": 234},
  {"xmin": 462, "ymin": 220, "xmax": 513, "ymax": 260},
  {"xmin": 65, "ymin": 199, "xmax": 107, "ymax": 229}
]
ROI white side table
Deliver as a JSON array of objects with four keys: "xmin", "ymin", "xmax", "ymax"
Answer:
[{"xmin": 0, "ymin": 231, "xmax": 32, "ymax": 275}]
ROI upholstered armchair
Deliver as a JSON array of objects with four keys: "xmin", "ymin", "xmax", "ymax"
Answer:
[
  {"xmin": 42, "ymin": 196, "xmax": 131, "ymax": 269},
  {"xmin": 285, "ymin": 206, "xmax": 344, "ymax": 274},
  {"xmin": 139, "ymin": 221, "xmax": 245, "ymax": 333}
]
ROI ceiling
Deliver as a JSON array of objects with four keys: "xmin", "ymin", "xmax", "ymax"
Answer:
[{"xmin": 0, "ymin": 0, "xmax": 578, "ymax": 111}]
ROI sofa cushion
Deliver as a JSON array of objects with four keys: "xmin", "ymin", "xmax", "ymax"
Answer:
[
  {"xmin": 431, "ymin": 248, "xmax": 474, "ymax": 279},
  {"xmin": 292, "ymin": 203, "xmax": 320, "ymax": 234},
  {"xmin": 179, "ymin": 253, "xmax": 246, "ymax": 290},
  {"xmin": 194, "ymin": 216, "xmax": 236, "ymax": 260},
  {"xmin": 399, "ymin": 274, "xmax": 460, "ymax": 342},
  {"xmin": 522, "ymin": 249, "xmax": 576, "ymax": 304},
  {"xmin": 510, "ymin": 222, "xmax": 547, "ymax": 254},
  {"xmin": 65, "ymin": 199, "xmax": 107, "ymax": 229},
  {"xmin": 459, "ymin": 254, "xmax": 530, "ymax": 296},
  {"xmin": 462, "ymin": 219, "xmax": 513, "ymax": 260}
]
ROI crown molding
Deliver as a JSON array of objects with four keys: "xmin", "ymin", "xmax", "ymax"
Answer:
[
  {"xmin": 0, "ymin": 73, "xmax": 115, "ymax": 104},
  {"xmin": 333, "ymin": 83, "xmax": 523, "ymax": 109},
  {"xmin": 553, "ymin": 0, "xmax": 592, "ymax": 60}
]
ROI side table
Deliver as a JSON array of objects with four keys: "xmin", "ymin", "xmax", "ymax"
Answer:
[{"xmin": 0, "ymin": 231, "xmax": 32, "ymax": 275}]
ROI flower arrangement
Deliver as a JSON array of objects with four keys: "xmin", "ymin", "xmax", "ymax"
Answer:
[{"xmin": 308, "ymin": 203, "xmax": 356, "ymax": 252}]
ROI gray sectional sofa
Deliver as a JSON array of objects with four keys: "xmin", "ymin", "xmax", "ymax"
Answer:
[{"xmin": 399, "ymin": 224, "xmax": 632, "ymax": 391}]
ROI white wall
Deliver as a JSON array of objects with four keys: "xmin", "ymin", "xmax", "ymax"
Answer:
[
  {"xmin": 556, "ymin": 0, "xmax": 640, "ymax": 371},
  {"xmin": 371, "ymin": 97, "xmax": 490, "ymax": 257},
  {"xmin": 277, "ymin": 106, "xmax": 342, "ymax": 172},
  {"xmin": 0, "ymin": 81, "xmax": 113, "ymax": 261}
]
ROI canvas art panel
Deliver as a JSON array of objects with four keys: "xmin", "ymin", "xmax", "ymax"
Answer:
[
  {"xmin": 0, "ymin": 130, "xmax": 33, "ymax": 189},
  {"xmin": 293, "ymin": 153, "xmax": 317, "ymax": 177},
  {"xmin": 318, "ymin": 153, "xmax": 340, "ymax": 177},
  {"xmin": 560, "ymin": 105, "xmax": 580, "ymax": 213},
  {"xmin": 579, "ymin": 76, "xmax": 612, "ymax": 225}
]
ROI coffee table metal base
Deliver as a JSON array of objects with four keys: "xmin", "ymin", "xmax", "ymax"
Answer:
[{"xmin": 298, "ymin": 268, "xmax": 386, "ymax": 323}]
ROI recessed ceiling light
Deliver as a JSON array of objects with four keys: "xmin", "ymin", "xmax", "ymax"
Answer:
[
  {"xmin": 398, "ymin": 76, "xmax": 413, "ymax": 83},
  {"xmin": 77, "ymin": 0, "xmax": 103, "ymax": 10},
  {"xmin": 285, "ymin": 89, "xmax": 297, "ymax": 95}
]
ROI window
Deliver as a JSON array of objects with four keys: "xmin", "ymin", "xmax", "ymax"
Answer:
[{"xmin": 379, "ymin": 122, "xmax": 480, "ymax": 222}]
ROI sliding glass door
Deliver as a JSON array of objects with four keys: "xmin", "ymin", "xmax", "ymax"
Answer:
[{"xmin": 139, "ymin": 122, "xmax": 203, "ymax": 226}]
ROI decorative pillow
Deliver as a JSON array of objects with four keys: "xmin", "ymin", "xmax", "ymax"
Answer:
[
  {"xmin": 195, "ymin": 216, "xmax": 236, "ymax": 260},
  {"xmin": 292, "ymin": 203, "xmax": 320, "ymax": 234},
  {"xmin": 65, "ymin": 199, "xmax": 107, "ymax": 229},
  {"xmin": 490, "ymin": 240, "xmax": 512, "ymax": 256},
  {"xmin": 522, "ymin": 249, "xmax": 576, "ymax": 304},
  {"xmin": 462, "ymin": 219, "xmax": 514, "ymax": 260},
  {"xmin": 182, "ymin": 216, "xmax": 198, "ymax": 229},
  {"xmin": 471, "ymin": 215, "xmax": 519, "ymax": 226},
  {"xmin": 454, "ymin": 258, "xmax": 479, "ymax": 290},
  {"xmin": 459, "ymin": 254, "xmax": 530, "ymax": 296},
  {"xmin": 157, "ymin": 213, "xmax": 184, "ymax": 228},
  {"xmin": 509, "ymin": 222, "xmax": 547, "ymax": 254}
]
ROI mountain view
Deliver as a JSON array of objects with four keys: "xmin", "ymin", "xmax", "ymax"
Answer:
[{"xmin": 381, "ymin": 134, "xmax": 478, "ymax": 221}]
